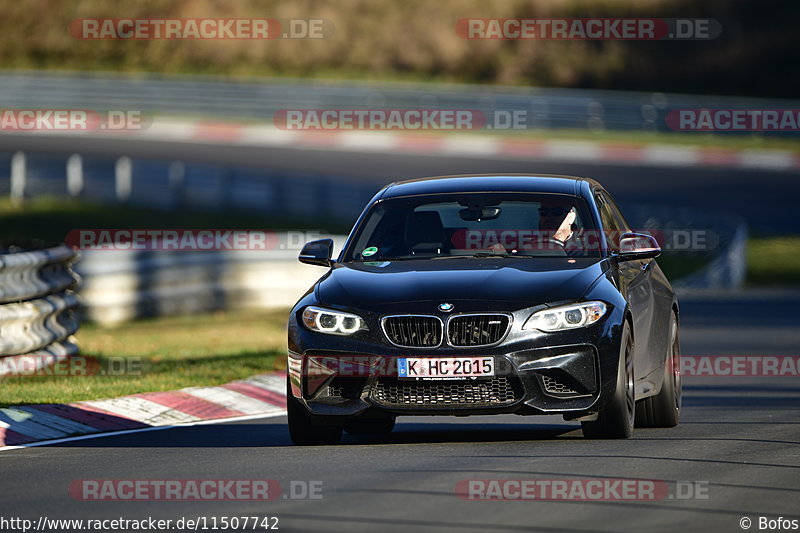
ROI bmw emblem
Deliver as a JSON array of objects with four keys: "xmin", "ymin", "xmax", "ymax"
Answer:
[{"xmin": 438, "ymin": 302, "xmax": 454, "ymax": 313}]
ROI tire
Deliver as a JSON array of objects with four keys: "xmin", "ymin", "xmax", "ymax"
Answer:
[
  {"xmin": 343, "ymin": 417, "xmax": 396, "ymax": 435},
  {"xmin": 635, "ymin": 312, "xmax": 681, "ymax": 428},
  {"xmin": 286, "ymin": 377, "xmax": 342, "ymax": 446},
  {"xmin": 582, "ymin": 321, "xmax": 635, "ymax": 439}
]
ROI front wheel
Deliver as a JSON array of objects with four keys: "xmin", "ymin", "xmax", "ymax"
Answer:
[
  {"xmin": 286, "ymin": 377, "xmax": 342, "ymax": 446},
  {"xmin": 582, "ymin": 321, "xmax": 635, "ymax": 439}
]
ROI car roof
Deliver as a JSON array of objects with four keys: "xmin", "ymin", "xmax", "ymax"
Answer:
[{"xmin": 379, "ymin": 174, "xmax": 601, "ymax": 199}]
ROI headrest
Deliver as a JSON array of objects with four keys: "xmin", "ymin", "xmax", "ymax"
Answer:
[{"xmin": 404, "ymin": 211, "xmax": 445, "ymax": 251}]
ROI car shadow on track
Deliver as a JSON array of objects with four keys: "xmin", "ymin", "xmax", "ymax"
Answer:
[
  {"xmin": 47, "ymin": 421, "xmax": 582, "ymax": 448},
  {"xmin": 343, "ymin": 422, "xmax": 581, "ymax": 446}
]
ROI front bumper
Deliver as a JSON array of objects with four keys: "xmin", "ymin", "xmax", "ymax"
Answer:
[{"xmin": 288, "ymin": 300, "xmax": 626, "ymax": 419}]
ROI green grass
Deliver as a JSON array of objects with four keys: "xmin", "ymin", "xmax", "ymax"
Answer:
[
  {"xmin": 747, "ymin": 237, "xmax": 800, "ymax": 286},
  {"xmin": 0, "ymin": 309, "xmax": 290, "ymax": 407}
]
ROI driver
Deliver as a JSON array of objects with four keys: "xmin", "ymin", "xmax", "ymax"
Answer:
[
  {"xmin": 486, "ymin": 200, "xmax": 585, "ymax": 256},
  {"xmin": 537, "ymin": 201, "xmax": 584, "ymax": 256}
]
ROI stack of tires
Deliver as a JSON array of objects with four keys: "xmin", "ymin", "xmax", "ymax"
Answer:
[{"xmin": 0, "ymin": 243, "xmax": 81, "ymax": 377}]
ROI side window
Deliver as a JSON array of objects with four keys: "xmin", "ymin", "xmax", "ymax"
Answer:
[
  {"xmin": 602, "ymin": 191, "xmax": 632, "ymax": 233},
  {"xmin": 595, "ymin": 193, "xmax": 620, "ymax": 252},
  {"xmin": 595, "ymin": 192, "xmax": 629, "ymax": 252}
]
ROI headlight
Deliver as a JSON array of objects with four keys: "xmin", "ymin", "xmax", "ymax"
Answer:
[
  {"xmin": 523, "ymin": 301, "xmax": 607, "ymax": 332},
  {"xmin": 301, "ymin": 306, "xmax": 368, "ymax": 335}
]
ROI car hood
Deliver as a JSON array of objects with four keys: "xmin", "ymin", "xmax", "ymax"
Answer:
[{"xmin": 316, "ymin": 257, "xmax": 609, "ymax": 309}]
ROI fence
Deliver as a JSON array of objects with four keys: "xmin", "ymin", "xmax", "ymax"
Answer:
[
  {"xmin": 0, "ymin": 244, "xmax": 81, "ymax": 376},
  {"xmin": 1, "ymin": 71, "xmax": 798, "ymax": 134},
  {"xmin": 1, "ymin": 151, "xmax": 376, "ymax": 225}
]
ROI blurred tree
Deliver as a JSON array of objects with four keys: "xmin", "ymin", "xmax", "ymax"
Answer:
[{"xmin": 0, "ymin": 0, "xmax": 795, "ymax": 97}]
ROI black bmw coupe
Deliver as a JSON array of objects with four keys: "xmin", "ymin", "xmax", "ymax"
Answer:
[{"xmin": 287, "ymin": 174, "xmax": 681, "ymax": 444}]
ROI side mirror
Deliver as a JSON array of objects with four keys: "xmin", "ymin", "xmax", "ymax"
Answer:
[
  {"xmin": 616, "ymin": 233, "xmax": 661, "ymax": 261},
  {"xmin": 298, "ymin": 239, "xmax": 334, "ymax": 267}
]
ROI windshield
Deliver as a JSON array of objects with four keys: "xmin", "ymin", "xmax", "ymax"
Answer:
[{"xmin": 344, "ymin": 193, "xmax": 601, "ymax": 261}]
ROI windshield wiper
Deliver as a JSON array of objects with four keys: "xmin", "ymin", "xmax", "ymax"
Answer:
[{"xmin": 470, "ymin": 252, "xmax": 530, "ymax": 258}]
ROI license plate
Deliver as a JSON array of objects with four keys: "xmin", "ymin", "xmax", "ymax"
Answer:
[{"xmin": 397, "ymin": 357, "xmax": 495, "ymax": 380}]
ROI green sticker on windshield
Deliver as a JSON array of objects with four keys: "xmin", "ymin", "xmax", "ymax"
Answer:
[{"xmin": 362, "ymin": 246, "xmax": 378, "ymax": 257}]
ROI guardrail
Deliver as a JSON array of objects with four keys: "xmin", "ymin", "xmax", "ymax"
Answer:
[
  {"xmin": 75, "ymin": 235, "xmax": 347, "ymax": 325},
  {"xmin": 0, "ymin": 244, "xmax": 81, "ymax": 376}
]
